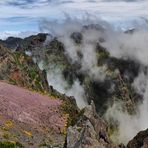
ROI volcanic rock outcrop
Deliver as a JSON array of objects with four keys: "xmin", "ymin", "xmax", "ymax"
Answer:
[
  {"xmin": 0, "ymin": 30, "xmax": 147, "ymax": 147},
  {"xmin": 66, "ymin": 101, "xmax": 117, "ymax": 148},
  {"xmin": 127, "ymin": 129, "xmax": 148, "ymax": 148}
]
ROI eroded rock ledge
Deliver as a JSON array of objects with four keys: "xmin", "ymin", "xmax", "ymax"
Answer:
[{"xmin": 66, "ymin": 101, "xmax": 117, "ymax": 148}]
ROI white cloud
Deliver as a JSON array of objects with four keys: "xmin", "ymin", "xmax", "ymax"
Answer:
[
  {"xmin": 0, "ymin": 0, "xmax": 148, "ymax": 38},
  {"xmin": 0, "ymin": 31, "xmax": 38, "ymax": 40},
  {"xmin": 0, "ymin": 0, "xmax": 148, "ymax": 23}
]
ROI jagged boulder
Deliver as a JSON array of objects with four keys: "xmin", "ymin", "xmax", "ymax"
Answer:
[{"xmin": 66, "ymin": 101, "xmax": 117, "ymax": 148}]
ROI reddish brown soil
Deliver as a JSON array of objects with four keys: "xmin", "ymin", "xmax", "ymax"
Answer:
[{"xmin": 0, "ymin": 81, "xmax": 67, "ymax": 147}]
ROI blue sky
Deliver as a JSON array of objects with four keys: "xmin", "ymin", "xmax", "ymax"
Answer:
[{"xmin": 0, "ymin": 0, "xmax": 148, "ymax": 38}]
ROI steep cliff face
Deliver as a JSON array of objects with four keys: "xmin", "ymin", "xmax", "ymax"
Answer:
[
  {"xmin": 8, "ymin": 32, "xmax": 140, "ymax": 115},
  {"xmin": 0, "ymin": 31, "xmax": 147, "ymax": 147},
  {"xmin": 0, "ymin": 44, "xmax": 80, "ymax": 147}
]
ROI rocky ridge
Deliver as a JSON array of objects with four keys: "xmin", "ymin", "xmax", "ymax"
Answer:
[{"xmin": 0, "ymin": 31, "xmax": 147, "ymax": 147}]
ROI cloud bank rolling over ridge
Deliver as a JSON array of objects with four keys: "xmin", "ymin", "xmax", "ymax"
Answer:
[
  {"xmin": 0, "ymin": 0, "xmax": 148, "ymax": 144},
  {"xmin": 0, "ymin": 0, "xmax": 148, "ymax": 39}
]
